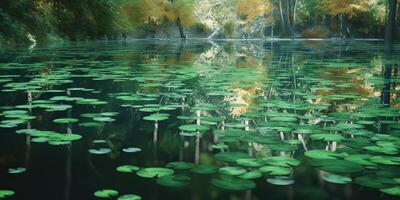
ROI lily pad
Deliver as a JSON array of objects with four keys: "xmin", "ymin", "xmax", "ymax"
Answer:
[
  {"xmin": 8, "ymin": 167, "xmax": 26, "ymax": 174},
  {"xmin": 215, "ymin": 152, "xmax": 249, "ymax": 162},
  {"xmin": 261, "ymin": 156, "xmax": 301, "ymax": 167},
  {"xmin": 322, "ymin": 174, "xmax": 352, "ymax": 184},
  {"xmin": 156, "ymin": 175, "xmax": 190, "ymax": 187},
  {"xmin": 117, "ymin": 194, "xmax": 142, "ymax": 200},
  {"xmin": 94, "ymin": 189, "xmax": 119, "ymax": 198},
  {"xmin": 53, "ymin": 118, "xmax": 79, "ymax": 124},
  {"xmin": 179, "ymin": 124, "xmax": 208, "ymax": 132},
  {"xmin": 211, "ymin": 176, "xmax": 256, "ymax": 190},
  {"xmin": 380, "ymin": 186, "xmax": 400, "ymax": 196},
  {"xmin": 122, "ymin": 147, "xmax": 142, "ymax": 153},
  {"xmin": 136, "ymin": 167, "xmax": 174, "ymax": 178},
  {"xmin": 0, "ymin": 190, "xmax": 15, "ymax": 198},
  {"xmin": 259, "ymin": 166, "xmax": 291, "ymax": 176},
  {"xmin": 237, "ymin": 170, "xmax": 263, "ymax": 179},
  {"xmin": 190, "ymin": 165, "xmax": 218, "ymax": 174},
  {"xmin": 218, "ymin": 167, "xmax": 246, "ymax": 176},
  {"xmin": 89, "ymin": 148, "xmax": 111, "ymax": 155},
  {"xmin": 166, "ymin": 161, "xmax": 194, "ymax": 170},
  {"xmin": 266, "ymin": 176, "xmax": 294, "ymax": 185},
  {"xmin": 305, "ymin": 150, "xmax": 346, "ymax": 160},
  {"xmin": 116, "ymin": 165, "xmax": 140, "ymax": 173},
  {"xmin": 236, "ymin": 158, "xmax": 263, "ymax": 167}
]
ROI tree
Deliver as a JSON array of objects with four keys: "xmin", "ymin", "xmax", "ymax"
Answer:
[
  {"xmin": 382, "ymin": 0, "xmax": 398, "ymax": 106},
  {"xmin": 384, "ymin": 0, "xmax": 397, "ymax": 54},
  {"xmin": 236, "ymin": 0, "xmax": 273, "ymax": 38},
  {"xmin": 316, "ymin": 0, "xmax": 368, "ymax": 37},
  {"xmin": 193, "ymin": 0, "xmax": 237, "ymax": 39},
  {"xmin": 125, "ymin": 0, "xmax": 195, "ymax": 38}
]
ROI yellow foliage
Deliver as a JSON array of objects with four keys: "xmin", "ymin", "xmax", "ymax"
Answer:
[
  {"xmin": 130, "ymin": 0, "xmax": 195, "ymax": 28},
  {"xmin": 317, "ymin": 0, "xmax": 369, "ymax": 17},
  {"xmin": 301, "ymin": 26, "xmax": 328, "ymax": 38},
  {"xmin": 236, "ymin": 0, "xmax": 272, "ymax": 21}
]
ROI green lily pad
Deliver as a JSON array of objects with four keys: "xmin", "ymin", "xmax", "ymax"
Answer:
[
  {"xmin": 236, "ymin": 158, "xmax": 263, "ymax": 167},
  {"xmin": 311, "ymin": 159, "xmax": 363, "ymax": 174},
  {"xmin": 117, "ymin": 194, "xmax": 142, "ymax": 200},
  {"xmin": 215, "ymin": 152, "xmax": 249, "ymax": 162},
  {"xmin": 211, "ymin": 176, "xmax": 256, "ymax": 190},
  {"xmin": 190, "ymin": 165, "xmax": 218, "ymax": 174},
  {"xmin": 305, "ymin": 150, "xmax": 346, "ymax": 160},
  {"xmin": 370, "ymin": 156, "xmax": 400, "ymax": 165},
  {"xmin": 266, "ymin": 176, "xmax": 294, "ymax": 185},
  {"xmin": 143, "ymin": 113, "xmax": 170, "ymax": 121},
  {"xmin": 53, "ymin": 118, "xmax": 79, "ymax": 124},
  {"xmin": 0, "ymin": 190, "xmax": 15, "ymax": 198},
  {"xmin": 344, "ymin": 154, "xmax": 377, "ymax": 166},
  {"xmin": 310, "ymin": 134, "xmax": 344, "ymax": 142},
  {"xmin": 122, "ymin": 147, "xmax": 142, "ymax": 153},
  {"xmin": 261, "ymin": 156, "xmax": 301, "ymax": 167},
  {"xmin": 179, "ymin": 124, "xmax": 208, "ymax": 132},
  {"xmin": 89, "ymin": 148, "xmax": 111, "ymax": 155},
  {"xmin": 380, "ymin": 186, "xmax": 400, "ymax": 196},
  {"xmin": 116, "ymin": 165, "xmax": 140, "ymax": 173},
  {"xmin": 322, "ymin": 174, "xmax": 352, "ymax": 184},
  {"xmin": 166, "ymin": 161, "xmax": 194, "ymax": 170},
  {"xmin": 8, "ymin": 167, "xmax": 26, "ymax": 174},
  {"xmin": 259, "ymin": 166, "xmax": 291, "ymax": 176},
  {"xmin": 94, "ymin": 189, "xmax": 119, "ymax": 198},
  {"xmin": 136, "ymin": 167, "xmax": 174, "ymax": 178},
  {"xmin": 238, "ymin": 170, "xmax": 263, "ymax": 179},
  {"xmin": 156, "ymin": 175, "xmax": 190, "ymax": 187},
  {"xmin": 218, "ymin": 167, "xmax": 246, "ymax": 176},
  {"xmin": 355, "ymin": 176, "xmax": 397, "ymax": 189}
]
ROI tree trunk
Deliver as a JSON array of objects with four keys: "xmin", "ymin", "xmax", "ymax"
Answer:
[
  {"xmin": 385, "ymin": 0, "xmax": 397, "ymax": 54},
  {"xmin": 279, "ymin": 0, "xmax": 285, "ymax": 33},
  {"xmin": 382, "ymin": 0, "xmax": 398, "ymax": 106},
  {"xmin": 340, "ymin": 14, "xmax": 344, "ymax": 38},
  {"xmin": 282, "ymin": 0, "xmax": 293, "ymax": 37},
  {"xmin": 292, "ymin": 0, "xmax": 298, "ymax": 29},
  {"xmin": 176, "ymin": 17, "xmax": 186, "ymax": 39}
]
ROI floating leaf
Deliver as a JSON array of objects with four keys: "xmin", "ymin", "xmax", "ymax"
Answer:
[
  {"xmin": 156, "ymin": 175, "xmax": 190, "ymax": 187},
  {"xmin": 136, "ymin": 167, "xmax": 174, "ymax": 178},
  {"xmin": 218, "ymin": 167, "xmax": 246, "ymax": 176},
  {"xmin": 8, "ymin": 167, "xmax": 26, "ymax": 174},
  {"xmin": 116, "ymin": 165, "xmax": 140, "ymax": 173},
  {"xmin": 211, "ymin": 176, "xmax": 256, "ymax": 190},
  {"xmin": 89, "ymin": 148, "xmax": 111, "ymax": 155},
  {"xmin": 190, "ymin": 165, "xmax": 218, "ymax": 174},
  {"xmin": 215, "ymin": 152, "xmax": 249, "ymax": 163},
  {"xmin": 53, "ymin": 118, "xmax": 79, "ymax": 124},
  {"xmin": 166, "ymin": 161, "xmax": 194, "ymax": 170},
  {"xmin": 122, "ymin": 147, "xmax": 142, "ymax": 153},
  {"xmin": 259, "ymin": 166, "xmax": 291, "ymax": 176},
  {"xmin": 117, "ymin": 194, "xmax": 142, "ymax": 200},
  {"xmin": 237, "ymin": 170, "xmax": 263, "ymax": 179},
  {"xmin": 94, "ymin": 189, "xmax": 119, "ymax": 198},
  {"xmin": 266, "ymin": 176, "xmax": 294, "ymax": 185},
  {"xmin": 305, "ymin": 150, "xmax": 346, "ymax": 160},
  {"xmin": 322, "ymin": 174, "xmax": 352, "ymax": 184},
  {"xmin": 0, "ymin": 190, "xmax": 15, "ymax": 198},
  {"xmin": 380, "ymin": 186, "xmax": 400, "ymax": 196}
]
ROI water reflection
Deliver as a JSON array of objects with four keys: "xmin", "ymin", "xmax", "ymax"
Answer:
[{"xmin": 0, "ymin": 40, "xmax": 399, "ymax": 200}]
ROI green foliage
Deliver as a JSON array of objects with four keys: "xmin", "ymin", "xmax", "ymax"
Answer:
[{"xmin": 0, "ymin": 0, "xmax": 392, "ymax": 43}]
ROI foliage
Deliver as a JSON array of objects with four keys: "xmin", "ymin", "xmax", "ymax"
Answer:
[{"xmin": 0, "ymin": 0, "xmax": 394, "ymax": 42}]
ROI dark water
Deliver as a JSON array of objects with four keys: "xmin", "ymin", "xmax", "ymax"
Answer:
[{"xmin": 0, "ymin": 40, "xmax": 399, "ymax": 200}]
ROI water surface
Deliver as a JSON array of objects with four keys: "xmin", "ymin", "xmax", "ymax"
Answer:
[{"xmin": 0, "ymin": 40, "xmax": 399, "ymax": 200}]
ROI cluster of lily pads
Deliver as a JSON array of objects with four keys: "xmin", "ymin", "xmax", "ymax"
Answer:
[{"xmin": 0, "ymin": 47, "xmax": 399, "ymax": 199}]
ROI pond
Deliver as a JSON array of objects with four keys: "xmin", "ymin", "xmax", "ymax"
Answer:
[{"xmin": 0, "ymin": 40, "xmax": 399, "ymax": 200}]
